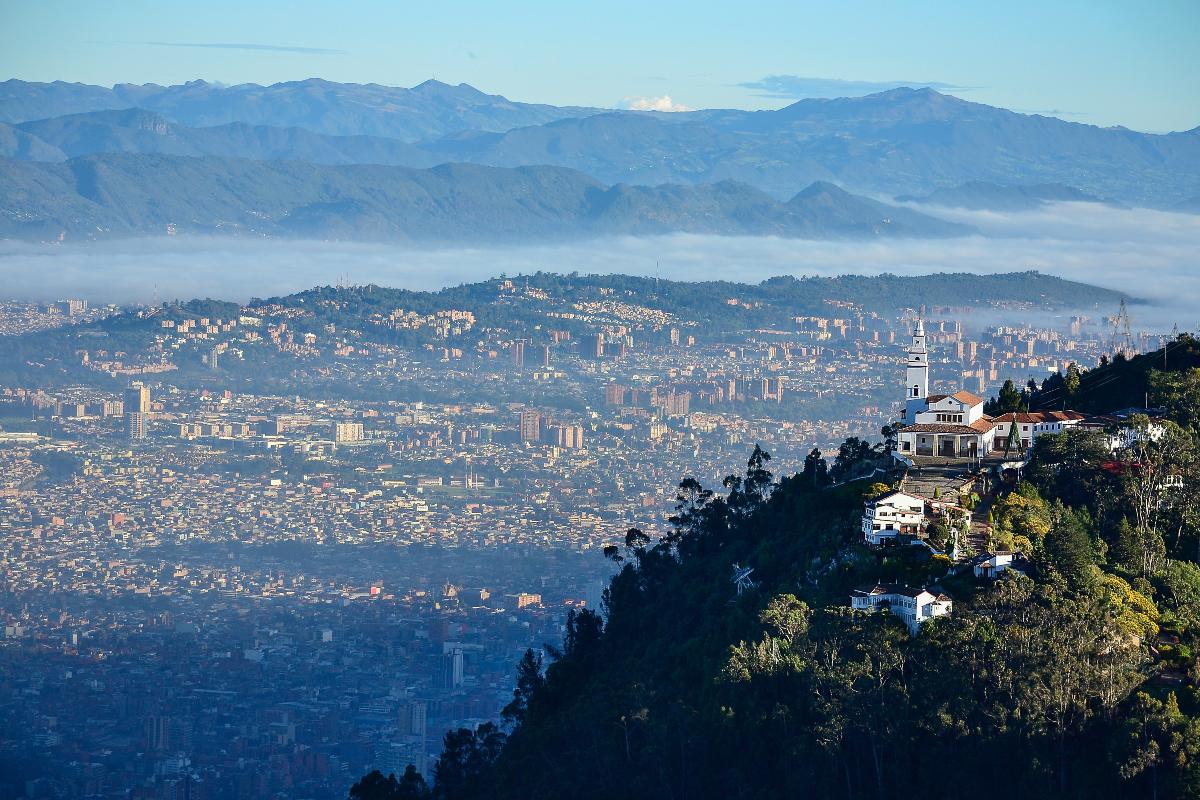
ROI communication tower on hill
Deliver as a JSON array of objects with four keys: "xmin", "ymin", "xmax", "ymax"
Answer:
[
  {"xmin": 1108, "ymin": 299, "xmax": 1134, "ymax": 359},
  {"xmin": 731, "ymin": 563, "xmax": 757, "ymax": 597}
]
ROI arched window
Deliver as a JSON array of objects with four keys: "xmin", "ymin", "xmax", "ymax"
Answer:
[{"xmin": 912, "ymin": 386, "xmax": 919, "ymax": 397}]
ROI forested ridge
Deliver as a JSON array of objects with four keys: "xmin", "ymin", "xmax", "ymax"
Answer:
[{"xmin": 350, "ymin": 350, "xmax": 1200, "ymax": 800}]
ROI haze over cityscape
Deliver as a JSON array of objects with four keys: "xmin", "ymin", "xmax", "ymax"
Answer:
[{"xmin": 1, "ymin": 3, "xmax": 1199, "ymax": 800}]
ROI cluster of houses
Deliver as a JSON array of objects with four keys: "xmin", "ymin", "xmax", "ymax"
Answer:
[
  {"xmin": 850, "ymin": 550, "xmax": 1032, "ymax": 635},
  {"xmin": 851, "ymin": 319, "xmax": 1155, "ymax": 633},
  {"xmin": 893, "ymin": 320, "xmax": 1150, "ymax": 460}
]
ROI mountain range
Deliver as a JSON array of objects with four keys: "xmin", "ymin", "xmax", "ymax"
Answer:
[
  {"xmin": 5, "ymin": 108, "xmax": 440, "ymax": 167},
  {"xmin": 0, "ymin": 78, "xmax": 601, "ymax": 141},
  {"xmin": 0, "ymin": 154, "xmax": 967, "ymax": 241},
  {"xmin": 895, "ymin": 181, "xmax": 1111, "ymax": 211},
  {"xmin": 0, "ymin": 77, "xmax": 1196, "ymax": 242}
]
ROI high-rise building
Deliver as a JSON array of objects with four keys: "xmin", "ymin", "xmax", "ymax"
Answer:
[
  {"xmin": 334, "ymin": 422, "xmax": 365, "ymax": 443},
  {"xmin": 541, "ymin": 344, "xmax": 551, "ymax": 369},
  {"xmin": 593, "ymin": 333, "xmax": 605, "ymax": 359},
  {"xmin": 511, "ymin": 340, "xmax": 525, "ymax": 368},
  {"xmin": 440, "ymin": 648, "xmax": 465, "ymax": 689},
  {"xmin": 60, "ymin": 299, "xmax": 88, "ymax": 317},
  {"xmin": 124, "ymin": 383, "xmax": 150, "ymax": 439},
  {"xmin": 760, "ymin": 377, "xmax": 785, "ymax": 402},
  {"xmin": 378, "ymin": 738, "xmax": 427, "ymax": 781},
  {"xmin": 98, "ymin": 400, "xmax": 124, "ymax": 417},
  {"xmin": 566, "ymin": 424, "xmax": 584, "ymax": 449},
  {"xmin": 399, "ymin": 699, "xmax": 428, "ymax": 739},
  {"xmin": 550, "ymin": 423, "xmax": 585, "ymax": 449},
  {"xmin": 519, "ymin": 410, "xmax": 542, "ymax": 442},
  {"xmin": 126, "ymin": 412, "xmax": 146, "ymax": 440},
  {"xmin": 665, "ymin": 391, "xmax": 691, "ymax": 417},
  {"xmin": 124, "ymin": 383, "xmax": 150, "ymax": 413},
  {"xmin": 605, "ymin": 383, "xmax": 627, "ymax": 406}
]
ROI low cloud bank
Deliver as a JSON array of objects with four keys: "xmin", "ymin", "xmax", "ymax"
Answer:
[{"xmin": 0, "ymin": 202, "xmax": 1195, "ymax": 330}]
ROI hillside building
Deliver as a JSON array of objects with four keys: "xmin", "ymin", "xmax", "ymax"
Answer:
[
  {"xmin": 896, "ymin": 320, "xmax": 996, "ymax": 458},
  {"xmin": 850, "ymin": 583, "xmax": 952, "ymax": 634}
]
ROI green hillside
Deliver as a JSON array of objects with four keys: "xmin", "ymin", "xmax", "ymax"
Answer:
[
  {"xmin": 353, "ymin": 419, "xmax": 1200, "ymax": 800},
  {"xmin": 1029, "ymin": 333, "xmax": 1200, "ymax": 414}
]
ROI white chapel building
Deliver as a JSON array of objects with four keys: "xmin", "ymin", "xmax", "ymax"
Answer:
[{"xmin": 896, "ymin": 320, "xmax": 997, "ymax": 459}]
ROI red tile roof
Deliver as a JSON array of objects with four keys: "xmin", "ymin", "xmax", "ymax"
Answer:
[
  {"xmin": 952, "ymin": 390, "xmax": 984, "ymax": 406},
  {"xmin": 925, "ymin": 391, "xmax": 983, "ymax": 408},
  {"xmin": 901, "ymin": 422, "xmax": 993, "ymax": 434},
  {"xmin": 992, "ymin": 411, "xmax": 1087, "ymax": 424}
]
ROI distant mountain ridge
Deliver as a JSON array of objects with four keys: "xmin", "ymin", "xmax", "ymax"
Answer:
[
  {"xmin": 0, "ymin": 153, "xmax": 968, "ymax": 242},
  {"xmin": 895, "ymin": 181, "xmax": 1113, "ymax": 211},
  {"xmin": 0, "ymin": 78, "xmax": 604, "ymax": 141},
  {"xmin": 11, "ymin": 108, "xmax": 440, "ymax": 167},
  {"xmin": 1, "ymin": 80, "xmax": 1196, "ymax": 208},
  {"xmin": 426, "ymin": 89, "xmax": 1199, "ymax": 206}
]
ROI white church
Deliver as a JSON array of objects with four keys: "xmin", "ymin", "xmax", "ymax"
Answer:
[{"xmin": 896, "ymin": 320, "xmax": 997, "ymax": 459}]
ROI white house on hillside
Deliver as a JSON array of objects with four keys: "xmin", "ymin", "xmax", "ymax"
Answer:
[
  {"xmin": 971, "ymin": 551, "xmax": 1031, "ymax": 579},
  {"xmin": 862, "ymin": 490, "xmax": 943, "ymax": 545},
  {"xmin": 1080, "ymin": 408, "xmax": 1168, "ymax": 451},
  {"xmin": 850, "ymin": 584, "xmax": 952, "ymax": 634},
  {"xmin": 991, "ymin": 411, "xmax": 1087, "ymax": 455}
]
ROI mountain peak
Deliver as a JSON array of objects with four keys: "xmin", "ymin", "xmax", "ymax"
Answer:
[
  {"xmin": 411, "ymin": 79, "xmax": 490, "ymax": 100},
  {"xmin": 875, "ymin": 86, "xmax": 941, "ymax": 97},
  {"xmin": 792, "ymin": 180, "xmax": 852, "ymax": 199}
]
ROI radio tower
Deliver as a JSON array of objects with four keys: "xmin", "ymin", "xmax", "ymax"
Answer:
[{"xmin": 1109, "ymin": 299, "xmax": 1133, "ymax": 359}]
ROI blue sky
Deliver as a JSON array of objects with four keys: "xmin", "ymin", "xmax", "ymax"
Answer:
[{"xmin": 2, "ymin": 0, "xmax": 1197, "ymax": 132}]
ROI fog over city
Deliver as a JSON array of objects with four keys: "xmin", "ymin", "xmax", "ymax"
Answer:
[{"xmin": 1, "ymin": 201, "xmax": 1196, "ymax": 327}]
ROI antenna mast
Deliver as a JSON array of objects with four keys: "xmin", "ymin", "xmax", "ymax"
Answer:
[{"xmin": 1109, "ymin": 299, "xmax": 1133, "ymax": 359}]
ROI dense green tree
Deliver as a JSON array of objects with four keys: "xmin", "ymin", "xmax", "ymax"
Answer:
[
  {"xmin": 432, "ymin": 723, "xmax": 505, "ymax": 800},
  {"xmin": 1026, "ymin": 334, "xmax": 1200, "ymax": 415},
  {"xmin": 802, "ymin": 447, "xmax": 830, "ymax": 488},
  {"xmin": 501, "ymin": 649, "xmax": 544, "ymax": 726},
  {"xmin": 830, "ymin": 437, "xmax": 878, "ymax": 483},
  {"xmin": 1156, "ymin": 559, "xmax": 1200, "ymax": 633},
  {"xmin": 998, "ymin": 378, "xmax": 1025, "ymax": 412},
  {"xmin": 1026, "ymin": 429, "xmax": 1118, "ymax": 518},
  {"xmin": 1113, "ymin": 518, "xmax": 1168, "ymax": 581},
  {"xmin": 349, "ymin": 771, "xmax": 400, "ymax": 800},
  {"xmin": 395, "ymin": 766, "xmax": 430, "ymax": 800},
  {"xmin": 1112, "ymin": 691, "xmax": 1200, "ymax": 800},
  {"xmin": 349, "ymin": 768, "xmax": 429, "ymax": 800},
  {"xmin": 1043, "ymin": 504, "xmax": 1098, "ymax": 586},
  {"xmin": 1063, "ymin": 362, "xmax": 1082, "ymax": 406},
  {"xmin": 880, "ymin": 422, "xmax": 901, "ymax": 453},
  {"xmin": 1151, "ymin": 365, "xmax": 1200, "ymax": 431}
]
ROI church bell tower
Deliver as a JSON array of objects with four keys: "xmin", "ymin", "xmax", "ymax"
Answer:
[{"xmin": 904, "ymin": 318, "xmax": 928, "ymax": 421}]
